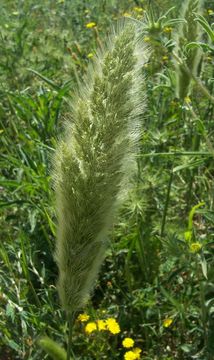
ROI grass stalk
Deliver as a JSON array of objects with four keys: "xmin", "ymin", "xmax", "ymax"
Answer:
[
  {"xmin": 67, "ymin": 312, "xmax": 76, "ymax": 360},
  {"xmin": 161, "ymin": 169, "xmax": 173, "ymax": 237}
]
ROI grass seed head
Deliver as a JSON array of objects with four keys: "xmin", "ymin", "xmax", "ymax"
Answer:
[{"xmin": 53, "ymin": 20, "xmax": 147, "ymax": 314}]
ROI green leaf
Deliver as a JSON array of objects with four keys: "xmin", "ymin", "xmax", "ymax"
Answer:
[
  {"xmin": 195, "ymin": 14, "xmax": 214, "ymax": 42},
  {"xmin": 27, "ymin": 69, "xmax": 60, "ymax": 90}
]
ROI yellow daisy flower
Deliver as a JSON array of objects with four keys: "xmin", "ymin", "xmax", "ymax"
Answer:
[
  {"xmin": 133, "ymin": 347, "xmax": 142, "ymax": 359},
  {"xmin": 122, "ymin": 337, "xmax": 135, "ymax": 348},
  {"xmin": 85, "ymin": 322, "xmax": 97, "ymax": 334},
  {"xmin": 124, "ymin": 350, "xmax": 138, "ymax": 360},
  {"xmin": 97, "ymin": 319, "xmax": 107, "ymax": 331},
  {"xmin": 77, "ymin": 313, "xmax": 89, "ymax": 322},
  {"xmin": 105, "ymin": 318, "xmax": 121, "ymax": 334}
]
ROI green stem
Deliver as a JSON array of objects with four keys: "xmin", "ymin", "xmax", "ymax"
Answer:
[
  {"xmin": 161, "ymin": 170, "xmax": 173, "ymax": 237},
  {"xmin": 137, "ymin": 151, "xmax": 212, "ymax": 157},
  {"xmin": 196, "ymin": 260, "xmax": 208, "ymax": 354},
  {"xmin": 185, "ymin": 105, "xmax": 202, "ymax": 213},
  {"xmin": 67, "ymin": 312, "xmax": 76, "ymax": 360}
]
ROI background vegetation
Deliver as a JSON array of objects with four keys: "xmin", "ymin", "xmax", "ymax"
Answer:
[{"xmin": 0, "ymin": 0, "xmax": 214, "ymax": 359}]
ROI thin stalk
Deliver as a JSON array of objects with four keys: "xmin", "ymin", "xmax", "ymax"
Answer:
[
  {"xmin": 137, "ymin": 151, "xmax": 212, "ymax": 157},
  {"xmin": 67, "ymin": 312, "xmax": 76, "ymax": 360},
  {"xmin": 185, "ymin": 104, "xmax": 202, "ymax": 213},
  {"xmin": 137, "ymin": 213, "xmax": 150, "ymax": 282},
  {"xmin": 161, "ymin": 170, "xmax": 173, "ymax": 237},
  {"xmin": 196, "ymin": 260, "xmax": 208, "ymax": 355},
  {"xmin": 136, "ymin": 157, "xmax": 150, "ymax": 282}
]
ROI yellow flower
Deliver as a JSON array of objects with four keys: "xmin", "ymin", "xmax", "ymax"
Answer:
[
  {"xmin": 85, "ymin": 322, "xmax": 97, "ymax": 334},
  {"xmin": 85, "ymin": 22, "xmax": 96, "ymax": 29},
  {"xmin": 162, "ymin": 55, "xmax": 169, "ymax": 61},
  {"xmin": 123, "ymin": 12, "xmax": 131, "ymax": 17},
  {"xmin": 106, "ymin": 318, "xmax": 121, "ymax": 334},
  {"xmin": 189, "ymin": 242, "xmax": 202, "ymax": 253},
  {"xmin": 163, "ymin": 26, "xmax": 172, "ymax": 33},
  {"xmin": 133, "ymin": 7, "xmax": 144, "ymax": 13},
  {"xmin": 122, "ymin": 337, "xmax": 135, "ymax": 348},
  {"xmin": 77, "ymin": 313, "xmax": 89, "ymax": 322},
  {"xmin": 97, "ymin": 319, "xmax": 107, "ymax": 331},
  {"xmin": 144, "ymin": 36, "xmax": 150, "ymax": 42},
  {"xmin": 163, "ymin": 318, "xmax": 173, "ymax": 328},
  {"xmin": 124, "ymin": 350, "xmax": 138, "ymax": 360},
  {"xmin": 208, "ymin": 9, "xmax": 214, "ymax": 15},
  {"xmin": 87, "ymin": 53, "xmax": 94, "ymax": 58},
  {"xmin": 184, "ymin": 96, "xmax": 191, "ymax": 104},
  {"xmin": 133, "ymin": 348, "xmax": 142, "ymax": 359}
]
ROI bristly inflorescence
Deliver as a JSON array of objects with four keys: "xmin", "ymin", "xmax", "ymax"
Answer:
[
  {"xmin": 174, "ymin": 0, "xmax": 204, "ymax": 99},
  {"xmin": 53, "ymin": 21, "xmax": 146, "ymax": 314}
]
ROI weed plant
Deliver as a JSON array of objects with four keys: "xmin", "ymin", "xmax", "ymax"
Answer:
[{"xmin": 0, "ymin": 0, "xmax": 214, "ymax": 359}]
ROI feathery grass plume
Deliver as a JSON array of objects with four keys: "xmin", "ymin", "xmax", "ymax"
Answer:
[
  {"xmin": 53, "ymin": 21, "xmax": 146, "ymax": 314},
  {"xmin": 38, "ymin": 337, "xmax": 68, "ymax": 360},
  {"xmin": 174, "ymin": 0, "xmax": 204, "ymax": 99}
]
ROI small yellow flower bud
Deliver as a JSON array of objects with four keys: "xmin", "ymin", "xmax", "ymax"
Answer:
[
  {"xmin": 123, "ymin": 12, "xmax": 131, "ymax": 17},
  {"xmin": 208, "ymin": 9, "xmax": 214, "ymax": 15},
  {"xmin": 85, "ymin": 22, "xmax": 96, "ymax": 29},
  {"xmin": 163, "ymin": 318, "xmax": 173, "ymax": 328},
  {"xmin": 184, "ymin": 96, "xmax": 191, "ymax": 104},
  {"xmin": 162, "ymin": 55, "xmax": 169, "ymax": 61},
  {"xmin": 189, "ymin": 242, "xmax": 202, "ymax": 253},
  {"xmin": 163, "ymin": 26, "xmax": 172, "ymax": 33},
  {"xmin": 133, "ymin": 7, "xmax": 144, "ymax": 13}
]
